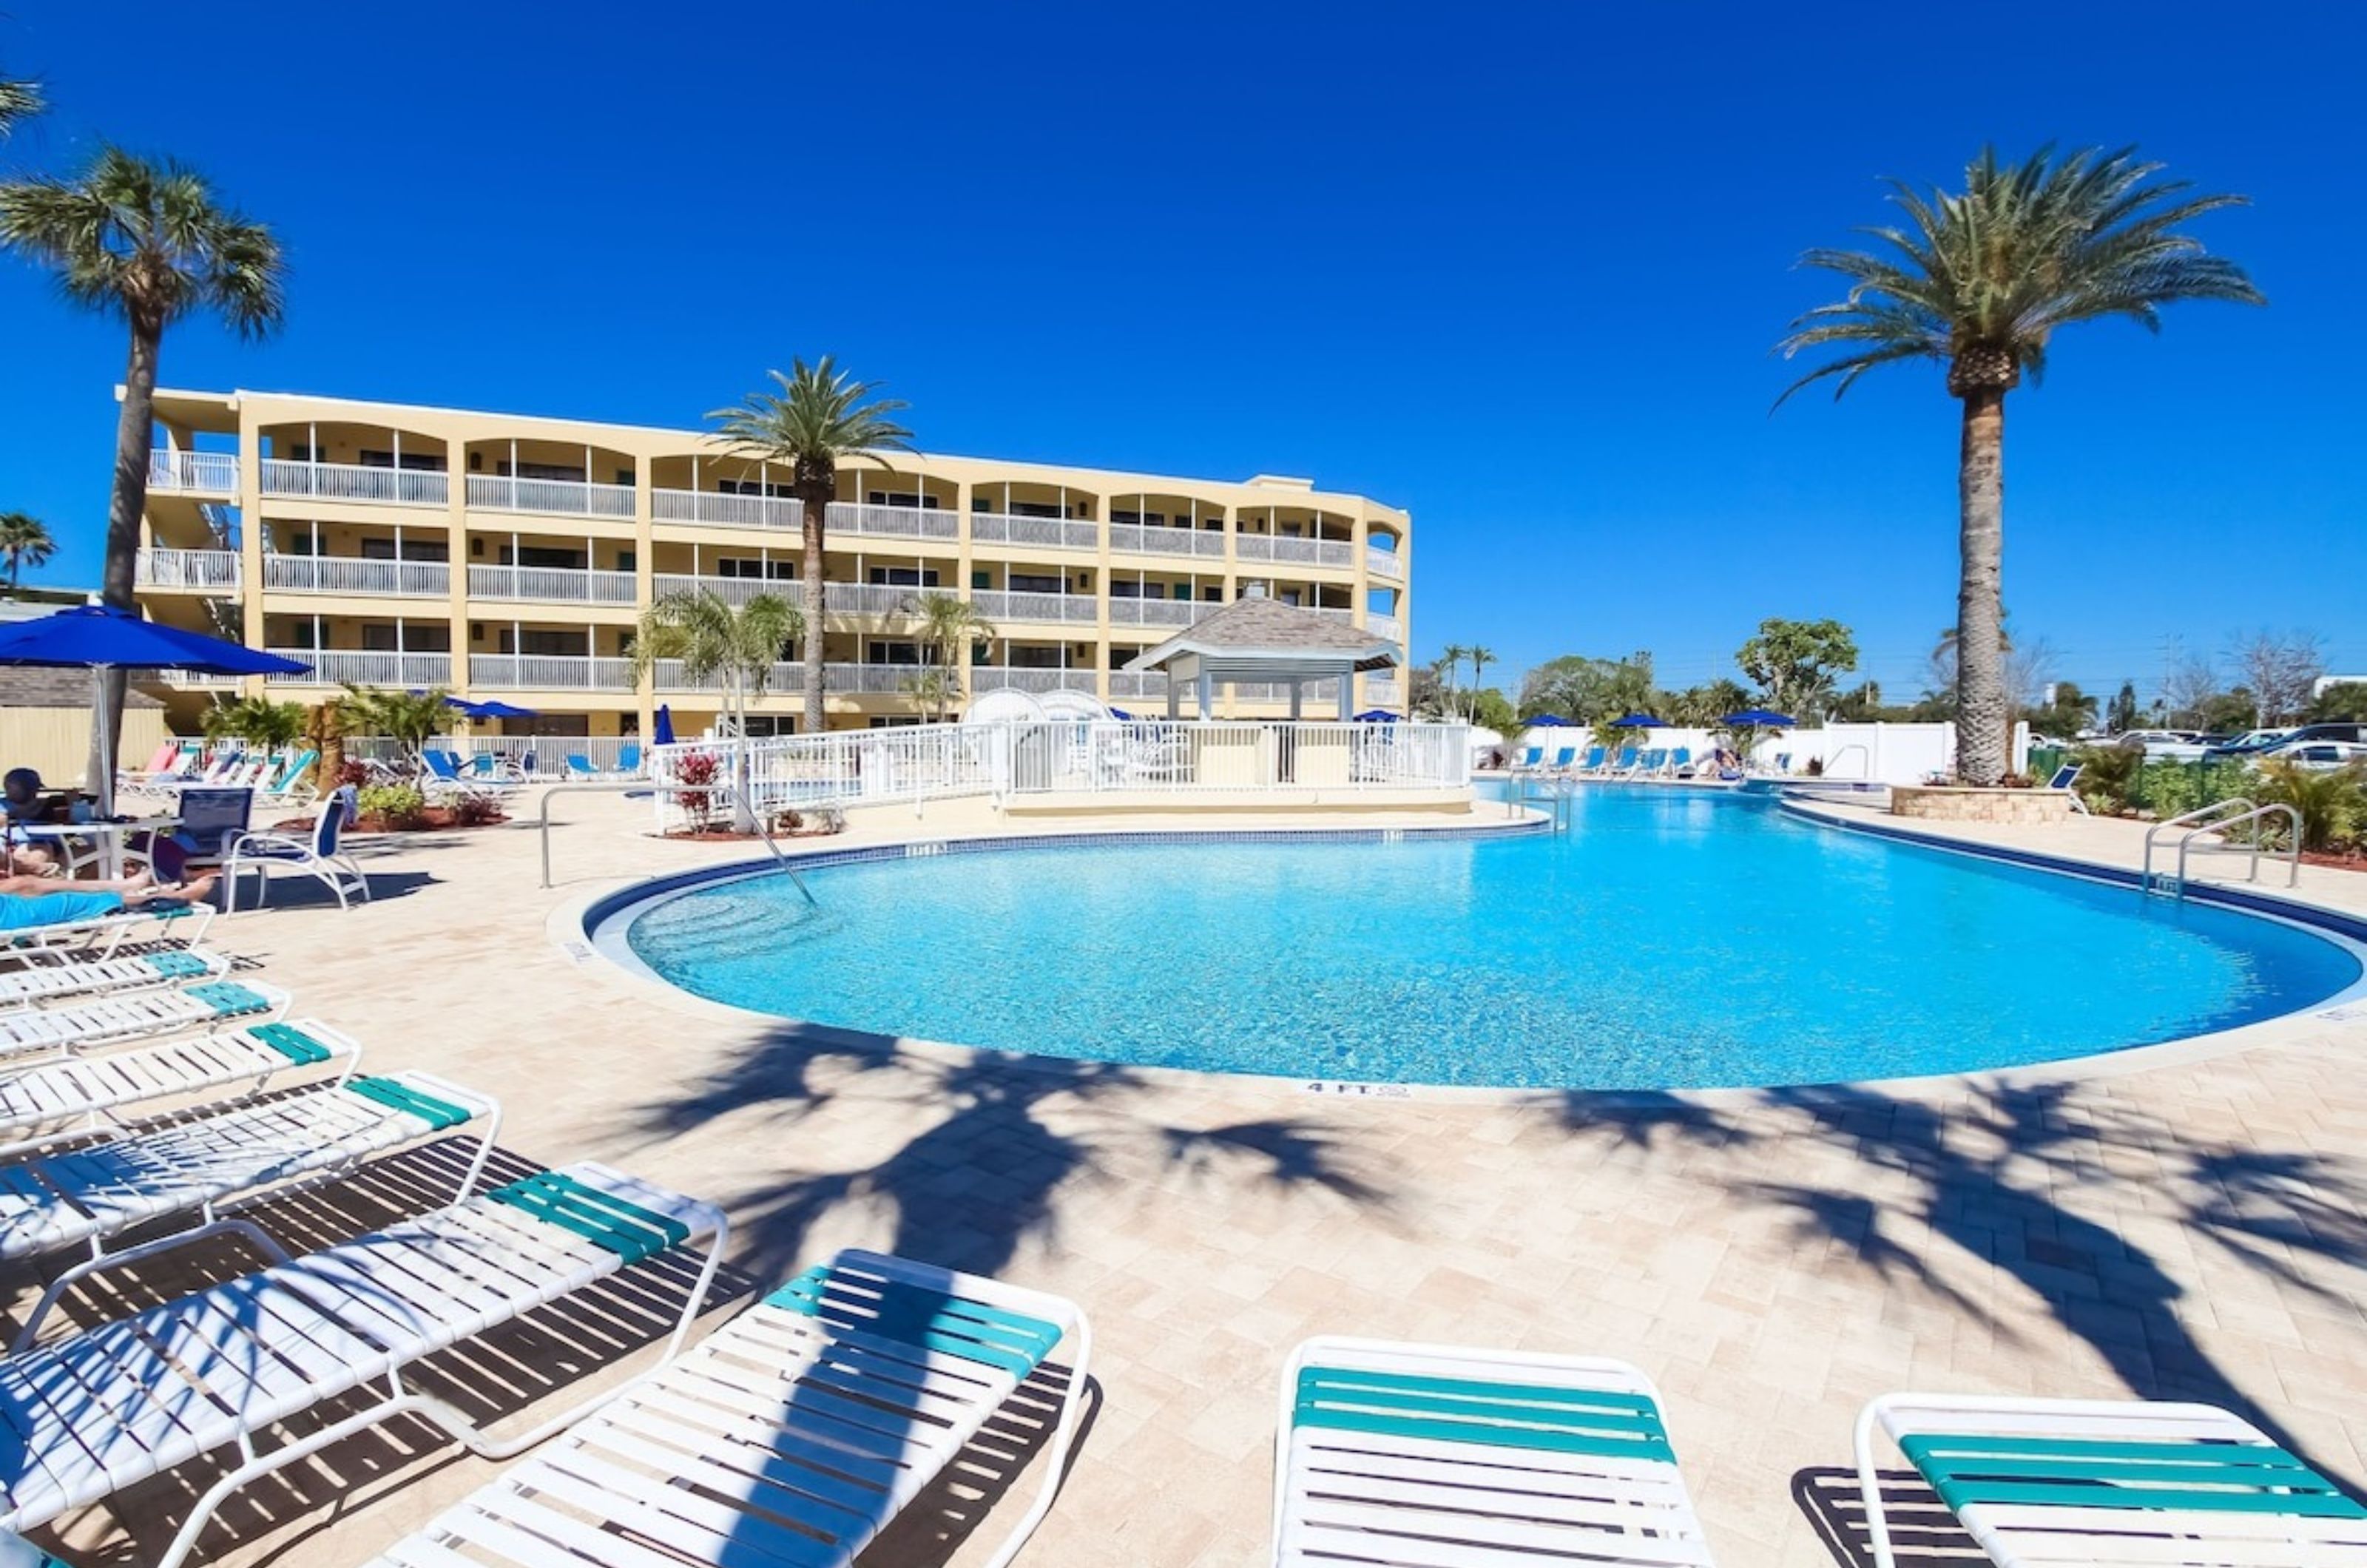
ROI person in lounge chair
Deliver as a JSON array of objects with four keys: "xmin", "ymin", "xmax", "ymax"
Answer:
[
  {"xmin": 0, "ymin": 867, "xmax": 219, "ymax": 931},
  {"xmin": 1, "ymin": 768, "xmax": 67, "ymax": 876}
]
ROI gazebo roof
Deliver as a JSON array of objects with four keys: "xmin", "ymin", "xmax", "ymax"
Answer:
[{"xmin": 1124, "ymin": 595, "xmax": 1400, "ymax": 675}]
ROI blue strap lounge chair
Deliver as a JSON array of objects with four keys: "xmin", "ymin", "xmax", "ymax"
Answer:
[
  {"xmin": 1578, "ymin": 744, "xmax": 1607, "ymax": 773},
  {"xmin": 1614, "ymin": 746, "xmax": 1639, "ymax": 774},
  {"xmin": 1856, "ymin": 1391, "xmax": 2367, "ymax": 1568},
  {"xmin": 617, "ymin": 741, "xmax": 643, "ymax": 774},
  {"xmin": 1548, "ymin": 746, "xmax": 1578, "ymax": 773},
  {"xmin": 1274, "ymin": 1336, "xmax": 1713, "ymax": 1566},
  {"xmin": 563, "ymin": 752, "xmax": 597, "ymax": 779},
  {"xmin": 2047, "ymin": 761, "xmax": 2089, "ymax": 814},
  {"xmin": 223, "ymin": 784, "xmax": 370, "ymax": 913},
  {"xmin": 1638, "ymin": 748, "xmax": 1668, "ymax": 776},
  {"xmin": 1513, "ymin": 746, "xmax": 1544, "ymax": 771}
]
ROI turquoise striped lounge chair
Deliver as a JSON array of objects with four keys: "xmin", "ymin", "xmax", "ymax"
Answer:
[
  {"xmin": 0, "ymin": 979, "xmax": 288, "ymax": 1065},
  {"xmin": 359, "ymin": 1248, "xmax": 1088, "ymax": 1568},
  {"xmin": 0, "ymin": 1018, "xmax": 361, "ymax": 1156},
  {"xmin": 0, "ymin": 1162, "xmax": 727, "ymax": 1568},
  {"xmin": 0, "ymin": 945, "xmax": 228, "ymax": 1009},
  {"xmin": 1273, "ymin": 1336, "xmax": 1713, "ymax": 1565},
  {"xmin": 1856, "ymin": 1391, "xmax": 2367, "ymax": 1568}
]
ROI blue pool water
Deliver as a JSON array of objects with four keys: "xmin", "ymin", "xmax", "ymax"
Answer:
[{"xmin": 621, "ymin": 790, "xmax": 2361, "ymax": 1091}]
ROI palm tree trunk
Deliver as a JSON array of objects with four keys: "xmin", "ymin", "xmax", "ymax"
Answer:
[
  {"xmin": 86, "ymin": 320, "xmax": 162, "ymax": 800},
  {"xmin": 1954, "ymin": 388, "xmax": 2009, "ymax": 785},
  {"xmin": 797, "ymin": 482, "xmax": 828, "ymax": 734},
  {"xmin": 729, "ymin": 670, "xmax": 757, "ymax": 834}
]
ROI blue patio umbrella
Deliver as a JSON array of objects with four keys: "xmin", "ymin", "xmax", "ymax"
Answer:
[
  {"xmin": 1719, "ymin": 709, "xmax": 1797, "ymax": 727},
  {"xmin": 1108, "ymin": 707, "xmax": 1136, "ymax": 720},
  {"xmin": 1353, "ymin": 709, "xmax": 1399, "ymax": 723},
  {"xmin": 652, "ymin": 703, "xmax": 676, "ymax": 746},
  {"xmin": 0, "ymin": 603, "xmax": 311, "ymax": 814},
  {"xmin": 447, "ymin": 696, "xmax": 538, "ymax": 721},
  {"xmin": 1606, "ymin": 713, "xmax": 1664, "ymax": 729},
  {"xmin": 1527, "ymin": 714, "xmax": 1578, "ymax": 727}
]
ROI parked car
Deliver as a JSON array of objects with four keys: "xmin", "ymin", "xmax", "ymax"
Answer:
[
  {"xmin": 2208, "ymin": 723, "xmax": 2366, "ymax": 759},
  {"xmin": 2114, "ymin": 729, "xmax": 2209, "ymax": 760},
  {"xmin": 2252, "ymin": 739, "xmax": 2367, "ymax": 771}
]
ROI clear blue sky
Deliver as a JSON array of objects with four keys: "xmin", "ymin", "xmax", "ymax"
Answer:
[{"xmin": 2, "ymin": 1, "xmax": 2359, "ymax": 703}]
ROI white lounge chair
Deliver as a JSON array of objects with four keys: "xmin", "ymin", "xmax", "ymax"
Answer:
[
  {"xmin": 0, "ymin": 1017, "xmax": 361, "ymax": 1155},
  {"xmin": 0, "ymin": 900, "xmax": 215, "ymax": 964},
  {"xmin": 0, "ymin": 1161, "xmax": 727, "ymax": 1568},
  {"xmin": 365, "ymin": 1247, "xmax": 1090, "ymax": 1568},
  {"xmin": 223, "ymin": 783, "xmax": 370, "ymax": 912},
  {"xmin": 1856, "ymin": 1391, "xmax": 2367, "ymax": 1568},
  {"xmin": 0, "ymin": 979, "xmax": 287, "ymax": 1064},
  {"xmin": 1274, "ymin": 1336, "xmax": 1715, "ymax": 1566},
  {"xmin": 0, "ymin": 945, "xmax": 229, "ymax": 1009},
  {"xmin": 1, "ymin": 1071, "xmax": 499, "ymax": 1338}
]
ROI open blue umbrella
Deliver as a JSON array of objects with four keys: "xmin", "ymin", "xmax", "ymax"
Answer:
[
  {"xmin": 1606, "ymin": 713, "xmax": 1664, "ymax": 729},
  {"xmin": 0, "ymin": 604, "xmax": 310, "ymax": 814},
  {"xmin": 1527, "ymin": 714, "xmax": 1578, "ymax": 727},
  {"xmin": 1108, "ymin": 707, "xmax": 1135, "ymax": 721},
  {"xmin": 652, "ymin": 704, "xmax": 676, "ymax": 746},
  {"xmin": 1353, "ymin": 709, "xmax": 1399, "ymax": 723},
  {"xmin": 447, "ymin": 696, "xmax": 538, "ymax": 721},
  {"xmin": 1720, "ymin": 709, "xmax": 1796, "ymax": 727}
]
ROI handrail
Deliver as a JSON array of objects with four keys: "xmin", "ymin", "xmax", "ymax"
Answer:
[
  {"xmin": 1823, "ymin": 743, "xmax": 1871, "ymax": 780},
  {"xmin": 536, "ymin": 780, "xmax": 815, "ymax": 904},
  {"xmin": 2175, "ymin": 802, "xmax": 2300, "ymax": 899},
  {"xmin": 2141, "ymin": 797, "xmax": 2255, "ymax": 895}
]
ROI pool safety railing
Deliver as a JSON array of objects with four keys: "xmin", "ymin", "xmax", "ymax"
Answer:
[
  {"xmin": 1507, "ymin": 771, "xmax": 1576, "ymax": 831},
  {"xmin": 2141, "ymin": 797, "xmax": 2302, "ymax": 899}
]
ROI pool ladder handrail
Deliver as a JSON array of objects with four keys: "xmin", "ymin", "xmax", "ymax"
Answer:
[
  {"xmin": 1507, "ymin": 769, "xmax": 1576, "ymax": 831},
  {"xmin": 2141, "ymin": 797, "xmax": 2300, "ymax": 898}
]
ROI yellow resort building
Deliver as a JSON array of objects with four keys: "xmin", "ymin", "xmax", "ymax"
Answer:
[{"xmin": 130, "ymin": 388, "xmax": 1414, "ymax": 740}]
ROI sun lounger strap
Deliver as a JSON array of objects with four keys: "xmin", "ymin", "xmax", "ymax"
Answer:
[
  {"xmin": 1901, "ymin": 1432, "xmax": 2367, "ymax": 1518},
  {"xmin": 143, "ymin": 951, "xmax": 212, "ymax": 979},
  {"xmin": 342, "ymin": 1075, "xmax": 476, "ymax": 1130},
  {"xmin": 487, "ymin": 1171, "xmax": 689, "ymax": 1263},
  {"xmin": 766, "ymin": 1263, "xmax": 1063, "ymax": 1379},
  {"xmin": 248, "ymin": 1021, "xmax": 334, "ymax": 1065},
  {"xmin": 1293, "ymin": 1364, "xmax": 1677, "ymax": 1464},
  {"xmin": 185, "ymin": 981, "xmax": 271, "ymax": 1016}
]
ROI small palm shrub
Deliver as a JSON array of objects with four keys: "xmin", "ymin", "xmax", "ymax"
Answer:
[
  {"xmin": 2252, "ymin": 760, "xmax": 2364, "ymax": 854},
  {"xmin": 357, "ymin": 783, "xmax": 429, "ymax": 831},
  {"xmin": 2070, "ymin": 744, "xmax": 2140, "ymax": 813}
]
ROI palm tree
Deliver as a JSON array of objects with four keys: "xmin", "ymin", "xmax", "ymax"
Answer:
[
  {"xmin": 1439, "ymin": 644, "xmax": 1469, "ymax": 720},
  {"xmin": 1777, "ymin": 146, "xmax": 2259, "ymax": 784},
  {"xmin": 1, "ymin": 147, "xmax": 283, "ymax": 792},
  {"xmin": 0, "ymin": 72, "xmax": 41, "ymax": 137},
  {"xmin": 905, "ymin": 592, "xmax": 997, "ymax": 722},
  {"xmin": 1465, "ymin": 646, "xmax": 1495, "ymax": 717},
  {"xmin": 200, "ymin": 695, "xmax": 307, "ymax": 749},
  {"xmin": 0, "ymin": 512, "xmax": 55, "ymax": 592},
  {"xmin": 339, "ymin": 684, "xmax": 451, "ymax": 762},
  {"xmin": 627, "ymin": 589, "xmax": 802, "ymax": 832},
  {"xmin": 709, "ymin": 359, "xmax": 914, "ymax": 734}
]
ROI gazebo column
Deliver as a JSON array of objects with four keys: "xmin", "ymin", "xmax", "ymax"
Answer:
[
  {"xmin": 1338, "ymin": 665, "xmax": 1353, "ymax": 721},
  {"xmin": 1196, "ymin": 665, "xmax": 1213, "ymax": 719},
  {"xmin": 1289, "ymin": 680, "xmax": 1303, "ymax": 721}
]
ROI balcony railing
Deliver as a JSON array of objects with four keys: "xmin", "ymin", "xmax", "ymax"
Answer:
[
  {"xmin": 262, "ymin": 555, "xmax": 450, "ymax": 597},
  {"xmin": 821, "ymin": 582, "xmax": 930, "ymax": 617},
  {"xmin": 260, "ymin": 459, "xmax": 450, "ymax": 507},
  {"xmin": 135, "ymin": 547, "xmax": 242, "ymax": 592},
  {"xmin": 1368, "ymin": 613, "xmax": 1403, "ymax": 643},
  {"xmin": 465, "ymin": 474, "xmax": 637, "ymax": 520},
  {"xmin": 1366, "ymin": 678, "xmax": 1404, "ymax": 707},
  {"xmin": 651, "ymin": 572, "xmax": 800, "ymax": 606},
  {"xmin": 1233, "ymin": 533, "xmax": 1354, "ymax": 567},
  {"xmin": 968, "ymin": 665, "xmax": 1099, "ymax": 695},
  {"xmin": 825, "ymin": 501, "xmax": 962, "ymax": 543},
  {"xmin": 1106, "ymin": 596, "xmax": 1201, "ymax": 628},
  {"xmin": 469, "ymin": 654, "xmax": 638, "ymax": 691},
  {"xmin": 970, "ymin": 589, "xmax": 1100, "ymax": 625},
  {"xmin": 263, "ymin": 649, "xmax": 451, "ymax": 687},
  {"xmin": 146, "ymin": 450, "xmax": 240, "ymax": 493},
  {"xmin": 1109, "ymin": 522, "xmax": 1229, "ymax": 560},
  {"xmin": 1367, "ymin": 546, "xmax": 1405, "ymax": 579},
  {"xmin": 968, "ymin": 510, "xmax": 1100, "ymax": 552},
  {"xmin": 1106, "ymin": 671, "xmax": 1172, "ymax": 700},
  {"xmin": 467, "ymin": 564, "xmax": 639, "ymax": 605},
  {"xmin": 652, "ymin": 489, "xmax": 802, "ymax": 530}
]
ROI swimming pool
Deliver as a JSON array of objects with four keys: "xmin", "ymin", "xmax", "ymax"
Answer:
[{"xmin": 612, "ymin": 791, "xmax": 2363, "ymax": 1092}]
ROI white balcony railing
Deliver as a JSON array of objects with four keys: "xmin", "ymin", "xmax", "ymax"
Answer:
[
  {"xmin": 968, "ymin": 510, "xmax": 1101, "ymax": 552},
  {"xmin": 1106, "ymin": 596, "xmax": 1201, "ymax": 628},
  {"xmin": 262, "ymin": 554, "xmax": 450, "ymax": 597},
  {"xmin": 821, "ymin": 582, "xmax": 930, "ymax": 617},
  {"xmin": 135, "ymin": 547, "xmax": 242, "ymax": 592},
  {"xmin": 824, "ymin": 501, "xmax": 962, "ymax": 543},
  {"xmin": 970, "ymin": 589, "xmax": 1100, "ymax": 625},
  {"xmin": 260, "ymin": 459, "xmax": 450, "ymax": 507},
  {"xmin": 263, "ymin": 649, "xmax": 452, "ymax": 687},
  {"xmin": 651, "ymin": 572, "xmax": 801, "ymax": 606},
  {"xmin": 146, "ymin": 450, "xmax": 240, "ymax": 493},
  {"xmin": 970, "ymin": 666, "xmax": 1100, "ymax": 695},
  {"xmin": 652, "ymin": 488, "xmax": 803, "ymax": 531},
  {"xmin": 1106, "ymin": 671, "xmax": 1172, "ymax": 700},
  {"xmin": 1368, "ymin": 613, "xmax": 1403, "ymax": 643},
  {"xmin": 467, "ymin": 564, "xmax": 639, "ymax": 605},
  {"xmin": 465, "ymin": 473, "xmax": 637, "ymax": 520},
  {"xmin": 1367, "ymin": 545, "xmax": 1405, "ymax": 579},
  {"xmin": 1366, "ymin": 679, "xmax": 1405, "ymax": 707},
  {"xmin": 1109, "ymin": 522, "xmax": 1229, "ymax": 560},
  {"xmin": 469, "ymin": 654, "xmax": 638, "ymax": 691}
]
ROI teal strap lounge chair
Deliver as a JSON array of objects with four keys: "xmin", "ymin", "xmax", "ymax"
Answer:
[
  {"xmin": 361, "ymin": 1248, "xmax": 1090, "ymax": 1568},
  {"xmin": 0, "ymin": 979, "xmax": 289, "ymax": 1065},
  {"xmin": 1273, "ymin": 1336, "xmax": 1714, "ymax": 1565},
  {"xmin": 1669, "ymin": 746, "xmax": 1692, "ymax": 775},
  {"xmin": 0, "ymin": 944, "xmax": 229, "ymax": 1009},
  {"xmin": 1546, "ymin": 746, "xmax": 1577, "ymax": 772},
  {"xmin": 618, "ymin": 741, "xmax": 642, "ymax": 774},
  {"xmin": 0, "ymin": 1017, "xmax": 362, "ymax": 1156},
  {"xmin": 0, "ymin": 1162, "xmax": 727, "ymax": 1568},
  {"xmin": 1856, "ymin": 1391, "xmax": 2367, "ymax": 1568}
]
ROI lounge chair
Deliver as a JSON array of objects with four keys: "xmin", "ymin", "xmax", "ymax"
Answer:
[
  {"xmin": 1613, "ymin": 746, "xmax": 1639, "ymax": 774},
  {"xmin": 2046, "ymin": 761, "xmax": 2089, "ymax": 815},
  {"xmin": 0, "ymin": 1161, "xmax": 726, "ymax": 1568},
  {"xmin": 618, "ymin": 741, "xmax": 642, "ymax": 774},
  {"xmin": 257, "ymin": 747, "xmax": 320, "ymax": 806},
  {"xmin": 223, "ymin": 784, "xmax": 370, "ymax": 912},
  {"xmin": 1669, "ymin": 746, "xmax": 1693, "ymax": 777},
  {"xmin": 364, "ymin": 1246, "xmax": 1090, "ymax": 1568},
  {"xmin": 0, "ymin": 944, "xmax": 229, "ymax": 1009},
  {"xmin": 424, "ymin": 748, "xmax": 519, "ymax": 800},
  {"xmin": 563, "ymin": 751, "xmax": 597, "ymax": 780},
  {"xmin": 1855, "ymin": 1391, "xmax": 2367, "ymax": 1568},
  {"xmin": 1578, "ymin": 743, "xmax": 1607, "ymax": 774},
  {"xmin": 0, "ymin": 1071, "xmax": 496, "ymax": 1302},
  {"xmin": 1547, "ymin": 746, "xmax": 1578, "ymax": 773},
  {"xmin": 0, "ymin": 979, "xmax": 288, "ymax": 1064},
  {"xmin": 1273, "ymin": 1336, "xmax": 1713, "ymax": 1566},
  {"xmin": 1513, "ymin": 746, "xmax": 1544, "ymax": 771},
  {"xmin": 0, "ymin": 900, "xmax": 215, "ymax": 964},
  {"xmin": 0, "ymin": 1017, "xmax": 361, "ymax": 1156}
]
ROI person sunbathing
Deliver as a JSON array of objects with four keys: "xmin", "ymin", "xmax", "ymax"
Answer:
[{"xmin": 0, "ymin": 868, "xmax": 219, "ymax": 931}]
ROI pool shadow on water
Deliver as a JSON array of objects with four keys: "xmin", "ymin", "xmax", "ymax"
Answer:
[{"xmin": 1555, "ymin": 1076, "xmax": 2367, "ymax": 1561}]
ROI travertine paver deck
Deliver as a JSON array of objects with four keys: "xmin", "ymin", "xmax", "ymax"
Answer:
[{"xmin": 8, "ymin": 787, "xmax": 2367, "ymax": 1568}]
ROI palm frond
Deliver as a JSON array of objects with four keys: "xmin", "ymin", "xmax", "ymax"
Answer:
[{"xmin": 0, "ymin": 75, "xmax": 43, "ymax": 137}]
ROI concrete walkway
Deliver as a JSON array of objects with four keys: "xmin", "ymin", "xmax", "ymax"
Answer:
[{"xmin": 9, "ymin": 789, "xmax": 2367, "ymax": 1568}]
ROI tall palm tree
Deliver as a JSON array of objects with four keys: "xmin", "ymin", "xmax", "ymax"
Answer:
[
  {"xmin": 709, "ymin": 359, "xmax": 914, "ymax": 734},
  {"xmin": 905, "ymin": 591, "xmax": 997, "ymax": 722},
  {"xmin": 1439, "ymin": 644, "xmax": 1469, "ymax": 720},
  {"xmin": 1465, "ymin": 646, "xmax": 1495, "ymax": 717},
  {"xmin": 0, "ymin": 72, "xmax": 41, "ymax": 137},
  {"xmin": 1776, "ymin": 146, "xmax": 2259, "ymax": 784},
  {"xmin": 1, "ymin": 147, "xmax": 283, "ymax": 791},
  {"xmin": 628, "ymin": 589, "xmax": 802, "ymax": 831},
  {"xmin": 0, "ymin": 512, "xmax": 55, "ymax": 592}
]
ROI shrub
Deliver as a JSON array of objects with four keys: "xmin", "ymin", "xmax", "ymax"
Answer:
[
  {"xmin": 356, "ymin": 783, "xmax": 429, "ymax": 831},
  {"xmin": 670, "ymin": 750, "xmax": 721, "ymax": 831},
  {"xmin": 2070, "ymin": 743, "xmax": 2139, "ymax": 814},
  {"xmin": 449, "ymin": 793, "xmax": 504, "ymax": 828},
  {"xmin": 2252, "ymin": 760, "xmax": 2365, "ymax": 854},
  {"xmin": 335, "ymin": 759, "xmax": 371, "ymax": 789}
]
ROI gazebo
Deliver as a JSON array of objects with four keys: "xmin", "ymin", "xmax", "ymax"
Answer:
[{"xmin": 1124, "ymin": 592, "xmax": 1401, "ymax": 720}]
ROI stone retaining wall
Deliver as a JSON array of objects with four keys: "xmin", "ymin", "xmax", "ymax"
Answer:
[{"xmin": 1890, "ymin": 785, "xmax": 2073, "ymax": 825}]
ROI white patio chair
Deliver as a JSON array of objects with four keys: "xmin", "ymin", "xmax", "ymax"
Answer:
[{"xmin": 223, "ymin": 783, "xmax": 371, "ymax": 911}]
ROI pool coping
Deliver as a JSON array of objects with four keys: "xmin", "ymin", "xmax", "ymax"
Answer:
[{"xmin": 553, "ymin": 802, "xmax": 2367, "ymax": 1114}]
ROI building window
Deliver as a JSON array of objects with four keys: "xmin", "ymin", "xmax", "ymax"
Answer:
[
  {"xmin": 716, "ymin": 479, "xmax": 793, "ymax": 498},
  {"xmin": 357, "ymin": 449, "xmax": 449, "ymax": 473},
  {"xmin": 866, "ymin": 641, "xmax": 923, "ymax": 666},
  {"xmin": 1007, "ymin": 572, "xmax": 1061, "ymax": 595},
  {"xmin": 717, "ymin": 558, "xmax": 796, "ymax": 580},
  {"xmin": 1008, "ymin": 646, "xmax": 1064, "ymax": 669},
  {"xmin": 866, "ymin": 567, "xmax": 941, "ymax": 587},
  {"xmin": 359, "ymin": 538, "xmax": 450, "ymax": 563},
  {"xmin": 497, "ymin": 460, "xmax": 587, "ymax": 481},
  {"xmin": 865, "ymin": 490, "xmax": 942, "ymax": 510},
  {"xmin": 499, "ymin": 629, "xmax": 590, "ymax": 656}
]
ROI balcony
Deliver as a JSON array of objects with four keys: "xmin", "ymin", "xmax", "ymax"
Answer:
[
  {"xmin": 263, "ymin": 649, "xmax": 452, "ymax": 687},
  {"xmin": 1109, "ymin": 522, "xmax": 1229, "ymax": 561},
  {"xmin": 1366, "ymin": 678, "xmax": 1404, "ymax": 707},
  {"xmin": 1106, "ymin": 596, "xmax": 1201, "ymax": 629},
  {"xmin": 263, "ymin": 555, "xmax": 450, "ymax": 598},
  {"xmin": 1367, "ymin": 545, "xmax": 1405, "ymax": 580},
  {"xmin": 1368, "ymin": 612, "xmax": 1403, "ymax": 643},
  {"xmin": 828, "ymin": 501, "xmax": 960, "ymax": 544},
  {"xmin": 467, "ymin": 564, "xmax": 638, "ymax": 606},
  {"xmin": 470, "ymin": 654, "xmax": 638, "ymax": 691},
  {"xmin": 968, "ymin": 510, "xmax": 1098, "ymax": 552},
  {"xmin": 971, "ymin": 589, "xmax": 1100, "ymax": 626},
  {"xmin": 1107, "ymin": 671, "xmax": 1172, "ymax": 700},
  {"xmin": 652, "ymin": 488, "xmax": 802, "ymax": 531},
  {"xmin": 136, "ymin": 547, "xmax": 241, "ymax": 592},
  {"xmin": 968, "ymin": 666, "xmax": 1099, "ymax": 695},
  {"xmin": 1234, "ymin": 534, "xmax": 1354, "ymax": 568},
  {"xmin": 465, "ymin": 473, "xmax": 636, "ymax": 521},
  {"xmin": 260, "ymin": 459, "xmax": 450, "ymax": 507},
  {"xmin": 652, "ymin": 572, "xmax": 799, "ymax": 607},
  {"xmin": 147, "ymin": 450, "xmax": 240, "ymax": 494}
]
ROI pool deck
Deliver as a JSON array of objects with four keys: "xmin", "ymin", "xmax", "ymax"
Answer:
[{"xmin": 12, "ymin": 788, "xmax": 2367, "ymax": 1567}]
